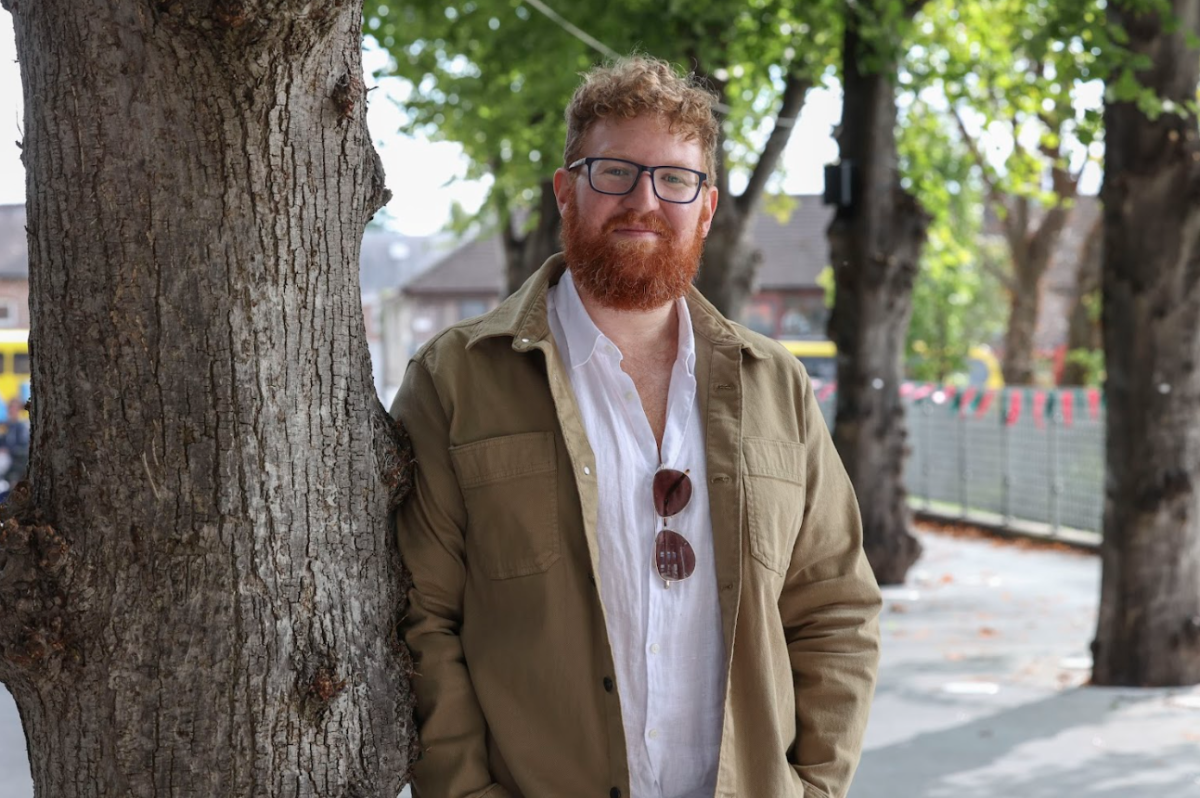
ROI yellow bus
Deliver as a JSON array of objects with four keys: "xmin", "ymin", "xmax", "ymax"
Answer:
[
  {"xmin": 0, "ymin": 328, "xmax": 30, "ymax": 416},
  {"xmin": 779, "ymin": 338, "xmax": 1004, "ymax": 389}
]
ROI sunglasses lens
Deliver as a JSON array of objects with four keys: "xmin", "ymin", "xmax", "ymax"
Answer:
[
  {"xmin": 653, "ymin": 469, "xmax": 692, "ymax": 517},
  {"xmin": 655, "ymin": 529, "xmax": 696, "ymax": 582}
]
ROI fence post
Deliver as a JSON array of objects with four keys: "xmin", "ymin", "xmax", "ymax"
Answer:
[
  {"xmin": 957, "ymin": 396, "xmax": 968, "ymax": 521},
  {"xmin": 1049, "ymin": 391, "xmax": 1061, "ymax": 536},
  {"xmin": 920, "ymin": 399, "xmax": 932, "ymax": 511},
  {"xmin": 1001, "ymin": 389, "xmax": 1012, "ymax": 526}
]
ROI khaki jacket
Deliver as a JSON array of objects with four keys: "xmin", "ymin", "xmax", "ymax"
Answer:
[{"xmin": 392, "ymin": 254, "xmax": 881, "ymax": 798}]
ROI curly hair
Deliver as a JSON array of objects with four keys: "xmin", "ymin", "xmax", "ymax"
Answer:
[{"xmin": 563, "ymin": 56, "xmax": 720, "ymax": 178}]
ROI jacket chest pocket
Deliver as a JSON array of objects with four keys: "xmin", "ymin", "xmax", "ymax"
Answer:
[
  {"xmin": 743, "ymin": 437, "xmax": 806, "ymax": 575},
  {"xmin": 449, "ymin": 431, "xmax": 561, "ymax": 579}
]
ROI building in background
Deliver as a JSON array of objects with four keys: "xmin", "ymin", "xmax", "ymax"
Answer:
[
  {"xmin": 359, "ymin": 227, "xmax": 451, "ymax": 403},
  {"xmin": 383, "ymin": 196, "xmax": 840, "ymax": 394},
  {"xmin": 0, "ymin": 205, "xmax": 30, "ymax": 329}
]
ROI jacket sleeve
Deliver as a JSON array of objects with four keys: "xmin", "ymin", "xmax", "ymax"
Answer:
[
  {"xmin": 780, "ymin": 371, "xmax": 882, "ymax": 798},
  {"xmin": 391, "ymin": 358, "xmax": 514, "ymax": 798}
]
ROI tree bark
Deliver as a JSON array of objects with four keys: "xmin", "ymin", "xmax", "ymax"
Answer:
[
  {"xmin": 1060, "ymin": 214, "xmax": 1102, "ymax": 387},
  {"xmin": 1093, "ymin": 0, "xmax": 1200, "ymax": 687},
  {"xmin": 502, "ymin": 179, "xmax": 561, "ymax": 296},
  {"xmin": 827, "ymin": 7, "xmax": 929, "ymax": 586},
  {"xmin": 999, "ymin": 177, "xmax": 1076, "ymax": 385},
  {"xmin": 0, "ymin": 0, "xmax": 418, "ymax": 794},
  {"xmin": 695, "ymin": 72, "xmax": 811, "ymax": 318}
]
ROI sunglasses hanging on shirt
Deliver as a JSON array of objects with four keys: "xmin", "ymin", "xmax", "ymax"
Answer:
[{"xmin": 652, "ymin": 466, "xmax": 696, "ymax": 588}]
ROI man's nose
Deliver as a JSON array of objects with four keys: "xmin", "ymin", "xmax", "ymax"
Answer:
[{"xmin": 621, "ymin": 170, "xmax": 661, "ymax": 211}]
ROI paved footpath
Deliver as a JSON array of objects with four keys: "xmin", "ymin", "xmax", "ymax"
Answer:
[{"xmin": 2, "ymin": 527, "xmax": 1197, "ymax": 797}]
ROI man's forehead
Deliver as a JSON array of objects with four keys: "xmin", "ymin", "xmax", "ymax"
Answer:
[{"xmin": 580, "ymin": 115, "xmax": 704, "ymax": 162}]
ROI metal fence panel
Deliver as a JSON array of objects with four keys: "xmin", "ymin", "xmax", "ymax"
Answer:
[{"xmin": 816, "ymin": 387, "xmax": 1106, "ymax": 535}]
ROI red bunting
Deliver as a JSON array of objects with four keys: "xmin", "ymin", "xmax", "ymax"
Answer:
[
  {"xmin": 1087, "ymin": 388, "xmax": 1101, "ymax": 420},
  {"xmin": 1060, "ymin": 391, "xmax": 1074, "ymax": 427},
  {"xmin": 959, "ymin": 386, "xmax": 978, "ymax": 417},
  {"xmin": 975, "ymin": 389, "xmax": 996, "ymax": 418},
  {"xmin": 1032, "ymin": 390, "xmax": 1047, "ymax": 429},
  {"xmin": 1005, "ymin": 390, "xmax": 1023, "ymax": 426}
]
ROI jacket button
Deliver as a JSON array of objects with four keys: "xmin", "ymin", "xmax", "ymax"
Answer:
[
  {"xmin": 603, "ymin": 677, "xmax": 614, "ymax": 692},
  {"xmin": 610, "ymin": 789, "xmax": 621, "ymax": 798}
]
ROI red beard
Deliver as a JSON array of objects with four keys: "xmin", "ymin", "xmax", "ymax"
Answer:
[{"xmin": 560, "ymin": 196, "xmax": 707, "ymax": 311}]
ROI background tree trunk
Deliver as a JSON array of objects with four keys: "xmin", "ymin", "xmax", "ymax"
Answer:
[
  {"xmin": 827, "ymin": 7, "xmax": 929, "ymax": 586},
  {"xmin": 1093, "ymin": 0, "xmax": 1200, "ymax": 687},
  {"xmin": 998, "ymin": 182, "xmax": 1075, "ymax": 385},
  {"xmin": 1060, "ymin": 214, "xmax": 1102, "ymax": 387},
  {"xmin": 503, "ymin": 179, "xmax": 561, "ymax": 295},
  {"xmin": 0, "ymin": 1, "xmax": 417, "ymax": 794},
  {"xmin": 694, "ymin": 72, "xmax": 811, "ymax": 318}
]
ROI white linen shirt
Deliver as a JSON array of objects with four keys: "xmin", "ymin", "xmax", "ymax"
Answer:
[{"xmin": 547, "ymin": 269, "xmax": 726, "ymax": 798}]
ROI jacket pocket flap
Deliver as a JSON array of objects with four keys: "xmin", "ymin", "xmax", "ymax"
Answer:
[
  {"xmin": 450, "ymin": 431, "xmax": 556, "ymax": 489},
  {"xmin": 743, "ymin": 437, "xmax": 805, "ymax": 484}
]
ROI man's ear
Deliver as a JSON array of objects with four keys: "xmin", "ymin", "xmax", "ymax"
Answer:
[
  {"xmin": 699, "ymin": 185, "xmax": 719, "ymax": 238},
  {"xmin": 553, "ymin": 168, "xmax": 571, "ymax": 216}
]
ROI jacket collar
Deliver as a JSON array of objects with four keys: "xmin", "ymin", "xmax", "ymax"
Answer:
[{"xmin": 466, "ymin": 252, "xmax": 770, "ymax": 360}]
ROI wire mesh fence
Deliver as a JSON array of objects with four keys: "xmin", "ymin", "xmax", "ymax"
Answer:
[{"xmin": 814, "ymin": 385, "xmax": 1105, "ymax": 536}]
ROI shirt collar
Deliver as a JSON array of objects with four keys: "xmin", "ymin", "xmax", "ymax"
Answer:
[
  {"xmin": 554, "ymin": 269, "xmax": 696, "ymax": 375},
  {"xmin": 554, "ymin": 269, "xmax": 608, "ymax": 369}
]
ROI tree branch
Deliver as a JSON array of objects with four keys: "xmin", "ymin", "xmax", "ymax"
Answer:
[
  {"xmin": 952, "ymin": 106, "xmax": 1004, "ymax": 206},
  {"xmin": 736, "ymin": 70, "xmax": 812, "ymax": 216},
  {"xmin": 980, "ymin": 248, "xmax": 1019, "ymax": 294}
]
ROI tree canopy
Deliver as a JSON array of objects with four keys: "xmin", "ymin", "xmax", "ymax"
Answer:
[{"xmin": 364, "ymin": 0, "xmax": 841, "ymax": 245}]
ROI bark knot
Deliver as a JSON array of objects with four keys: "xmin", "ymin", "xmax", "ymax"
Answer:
[
  {"xmin": 299, "ymin": 661, "xmax": 347, "ymax": 721},
  {"xmin": 332, "ymin": 73, "xmax": 364, "ymax": 123},
  {"xmin": 375, "ymin": 400, "xmax": 415, "ymax": 513},
  {"xmin": 0, "ymin": 483, "xmax": 81, "ymax": 676}
]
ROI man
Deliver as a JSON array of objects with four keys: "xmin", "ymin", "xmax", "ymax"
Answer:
[{"xmin": 392, "ymin": 56, "xmax": 881, "ymax": 798}]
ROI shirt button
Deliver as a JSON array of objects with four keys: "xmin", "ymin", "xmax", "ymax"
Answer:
[
  {"xmin": 584, "ymin": 466, "xmax": 591, "ymax": 475},
  {"xmin": 649, "ymin": 643, "xmax": 660, "ymax": 654},
  {"xmin": 624, "ymin": 391, "xmax": 634, "ymax": 401},
  {"xmin": 648, "ymin": 728, "xmax": 659, "ymax": 739}
]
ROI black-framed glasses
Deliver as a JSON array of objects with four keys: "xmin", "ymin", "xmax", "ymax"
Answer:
[
  {"xmin": 567, "ymin": 157, "xmax": 708, "ymax": 204},
  {"xmin": 652, "ymin": 466, "xmax": 696, "ymax": 588}
]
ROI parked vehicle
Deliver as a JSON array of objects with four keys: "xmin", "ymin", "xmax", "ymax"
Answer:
[
  {"xmin": 0, "ymin": 328, "xmax": 29, "ymax": 413},
  {"xmin": 777, "ymin": 338, "xmax": 1005, "ymax": 389}
]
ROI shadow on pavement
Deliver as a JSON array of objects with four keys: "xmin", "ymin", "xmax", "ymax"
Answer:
[{"xmin": 854, "ymin": 685, "xmax": 1200, "ymax": 797}]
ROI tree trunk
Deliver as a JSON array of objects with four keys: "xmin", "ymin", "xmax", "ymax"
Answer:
[
  {"xmin": 694, "ymin": 196, "xmax": 759, "ymax": 318},
  {"xmin": 1093, "ymin": 0, "xmax": 1200, "ymax": 687},
  {"xmin": 694, "ymin": 71, "xmax": 811, "ymax": 318},
  {"xmin": 826, "ymin": 9, "xmax": 929, "ymax": 586},
  {"xmin": 999, "ymin": 187, "xmax": 1074, "ymax": 386},
  {"xmin": 1060, "ymin": 214, "xmax": 1102, "ymax": 387},
  {"xmin": 503, "ymin": 179, "xmax": 561, "ymax": 296},
  {"xmin": 1001, "ymin": 272, "xmax": 1040, "ymax": 385},
  {"xmin": 0, "ymin": 1, "xmax": 418, "ymax": 794}
]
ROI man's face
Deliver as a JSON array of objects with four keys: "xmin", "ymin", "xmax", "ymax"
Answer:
[{"xmin": 553, "ymin": 115, "xmax": 719, "ymax": 311}]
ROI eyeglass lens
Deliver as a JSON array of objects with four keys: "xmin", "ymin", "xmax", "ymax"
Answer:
[{"xmin": 590, "ymin": 159, "xmax": 701, "ymax": 203}]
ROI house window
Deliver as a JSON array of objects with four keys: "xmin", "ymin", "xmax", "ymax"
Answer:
[
  {"xmin": 0, "ymin": 301, "xmax": 17, "ymax": 328},
  {"xmin": 13, "ymin": 353, "xmax": 29, "ymax": 375},
  {"xmin": 458, "ymin": 299, "xmax": 488, "ymax": 321}
]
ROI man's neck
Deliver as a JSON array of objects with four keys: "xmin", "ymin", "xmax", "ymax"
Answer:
[{"xmin": 575, "ymin": 284, "xmax": 679, "ymax": 361}]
